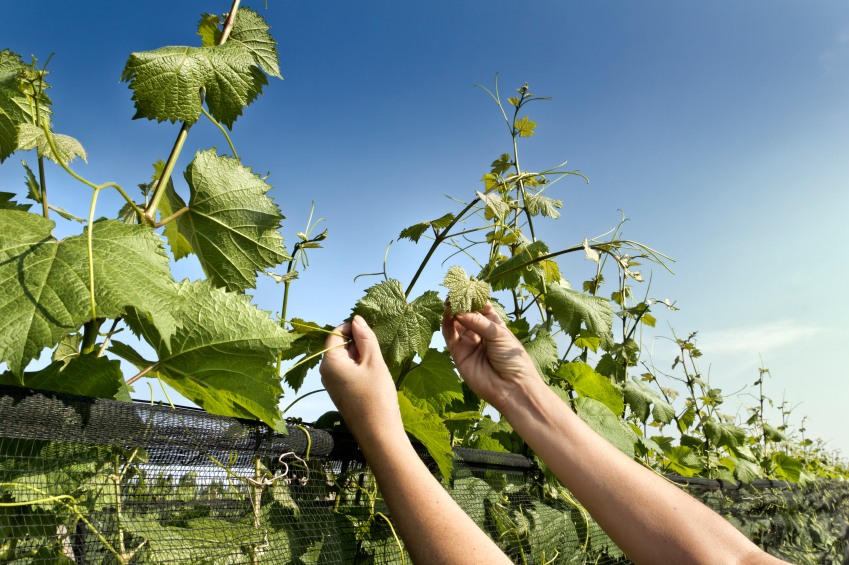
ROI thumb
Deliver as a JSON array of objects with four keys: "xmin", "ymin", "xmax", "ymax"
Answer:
[
  {"xmin": 351, "ymin": 315, "xmax": 380, "ymax": 360},
  {"xmin": 454, "ymin": 310, "xmax": 500, "ymax": 342}
]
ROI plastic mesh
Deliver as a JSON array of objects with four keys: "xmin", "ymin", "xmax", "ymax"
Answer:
[{"xmin": 1, "ymin": 385, "xmax": 846, "ymax": 564}]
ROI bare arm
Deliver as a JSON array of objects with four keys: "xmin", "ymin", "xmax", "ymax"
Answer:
[
  {"xmin": 442, "ymin": 304, "xmax": 786, "ymax": 565},
  {"xmin": 319, "ymin": 316, "xmax": 512, "ymax": 565}
]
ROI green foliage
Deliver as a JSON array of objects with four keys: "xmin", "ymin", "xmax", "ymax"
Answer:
[
  {"xmin": 0, "ymin": 353, "xmax": 124, "ymax": 399},
  {"xmin": 175, "ymin": 149, "xmax": 291, "ymax": 292},
  {"xmin": 442, "ymin": 265, "xmax": 490, "ymax": 314},
  {"xmin": 0, "ymin": 49, "xmax": 52, "ymax": 163},
  {"xmin": 15, "ymin": 123, "xmax": 86, "ymax": 164},
  {"xmin": 0, "ymin": 212, "xmax": 180, "ymax": 376},
  {"xmin": 121, "ymin": 280, "xmax": 296, "ymax": 430},
  {"xmin": 399, "ymin": 349, "xmax": 463, "ymax": 414},
  {"xmin": 398, "ymin": 213, "xmax": 454, "ymax": 243},
  {"xmin": 574, "ymin": 397, "xmax": 636, "ymax": 458},
  {"xmin": 352, "ymin": 279, "xmax": 444, "ymax": 365},
  {"xmin": 546, "ymin": 283, "xmax": 614, "ymax": 346},
  {"xmin": 556, "ymin": 362, "xmax": 623, "ymax": 415},
  {"xmin": 397, "ymin": 390, "xmax": 453, "ymax": 480}
]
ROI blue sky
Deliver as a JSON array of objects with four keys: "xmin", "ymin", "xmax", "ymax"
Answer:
[{"xmin": 2, "ymin": 1, "xmax": 848, "ymax": 455}]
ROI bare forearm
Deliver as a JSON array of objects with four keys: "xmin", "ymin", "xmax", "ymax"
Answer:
[
  {"xmin": 501, "ymin": 380, "xmax": 779, "ymax": 565},
  {"xmin": 357, "ymin": 430, "xmax": 511, "ymax": 565}
]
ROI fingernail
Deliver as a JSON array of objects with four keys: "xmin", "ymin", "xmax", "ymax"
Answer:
[{"xmin": 353, "ymin": 315, "xmax": 367, "ymax": 326}]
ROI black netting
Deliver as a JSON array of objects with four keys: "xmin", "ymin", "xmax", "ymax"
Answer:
[{"xmin": 1, "ymin": 385, "xmax": 846, "ymax": 564}]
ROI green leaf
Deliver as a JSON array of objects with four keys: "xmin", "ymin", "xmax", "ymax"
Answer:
[
  {"xmin": 623, "ymin": 379, "xmax": 675, "ymax": 424},
  {"xmin": 121, "ymin": 41, "xmax": 268, "ymax": 129},
  {"xmin": 524, "ymin": 192, "xmax": 562, "ymax": 219},
  {"xmin": 0, "ymin": 212, "xmax": 180, "ymax": 376},
  {"xmin": 704, "ymin": 419, "xmax": 746, "ymax": 449},
  {"xmin": 441, "ymin": 265, "xmax": 490, "ymax": 314},
  {"xmin": 733, "ymin": 458, "xmax": 761, "ymax": 483},
  {"xmin": 152, "ymin": 159, "xmax": 194, "ymax": 261},
  {"xmin": 124, "ymin": 279, "xmax": 296, "ymax": 430},
  {"xmin": 398, "ymin": 213, "xmax": 454, "ymax": 243},
  {"xmin": 545, "ymin": 283, "xmax": 614, "ymax": 347},
  {"xmin": 0, "ymin": 353, "xmax": 124, "ymax": 399},
  {"xmin": 0, "ymin": 191, "xmax": 30, "ymax": 211},
  {"xmin": 488, "ymin": 297, "xmax": 510, "ymax": 323},
  {"xmin": 279, "ymin": 319, "xmax": 334, "ymax": 393},
  {"xmin": 24, "ymin": 163, "xmax": 86, "ymax": 223},
  {"xmin": 514, "ymin": 116, "xmax": 537, "ymax": 137},
  {"xmin": 595, "ymin": 353, "xmax": 625, "ymax": 383},
  {"xmin": 664, "ymin": 446, "xmax": 705, "ymax": 477},
  {"xmin": 228, "ymin": 7, "xmax": 283, "ymax": 79},
  {"xmin": 771, "ymin": 453, "xmax": 802, "ymax": 482},
  {"xmin": 398, "ymin": 390, "xmax": 453, "ymax": 480},
  {"xmin": 523, "ymin": 330, "xmax": 558, "ymax": 383},
  {"xmin": 573, "ymin": 328, "xmax": 600, "ymax": 353},
  {"xmin": 16, "ymin": 123, "xmax": 87, "ymax": 164},
  {"xmin": 400, "ymin": 349, "xmax": 462, "ymax": 414},
  {"xmin": 574, "ymin": 397, "xmax": 635, "ymax": 458},
  {"xmin": 763, "ymin": 422, "xmax": 786, "ymax": 442},
  {"xmin": 0, "ymin": 49, "xmax": 53, "ymax": 163},
  {"xmin": 197, "ymin": 13, "xmax": 222, "ymax": 47},
  {"xmin": 678, "ymin": 406, "xmax": 696, "ymax": 432},
  {"xmin": 473, "ymin": 416, "xmax": 523, "ymax": 453},
  {"xmin": 174, "ymin": 149, "xmax": 291, "ymax": 292},
  {"xmin": 490, "ymin": 153, "xmax": 512, "ymax": 176},
  {"xmin": 556, "ymin": 362, "xmax": 623, "ymax": 415},
  {"xmin": 486, "ymin": 240, "xmax": 549, "ymax": 291},
  {"xmin": 51, "ymin": 333, "xmax": 82, "ymax": 368},
  {"xmin": 475, "ymin": 190, "xmax": 509, "ymax": 221},
  {"xmin": 352, "ymin": 279, "xmax": 444, "ymax": 365},
  {"xmin": 467, "ymin": 435, "xmax": 508, "ymax": 453},
  {"xmin": 479, "ymin": 173, "xmax": 499, "ymax": 191}
]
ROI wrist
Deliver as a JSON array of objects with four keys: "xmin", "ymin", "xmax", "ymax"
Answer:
[{"xmin": 498, "ymin": 376, "xmax": 556, "ymax": 426}]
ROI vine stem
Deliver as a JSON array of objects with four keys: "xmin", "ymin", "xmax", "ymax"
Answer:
[
  {"xmin": 33, "ymin": 53, "xmax": 54, "ymax": 223},
  {"xmin": 86, "ymin": 188, "xmax": 102, "ymax": 319},
  {"xmin": 154, "ymin": 205, "xmax": 189, "ymax": 228},
  {"xmin": 97, "ymin": 317, "xmax": 122, "ymax": 357},
  {"xmin": 201, "ymin": 106, "xmax": 238, "ymax": 158},
  {"xmin": 126, "ymin": 363, "xmax": 159, "ymax": 386},
  {"xmin": 219, "ymin": 0, "xmax": 242, "ymax": 44},
  {"xmin": 282, "ymin": 388, "xmax": 326, "ymax": 414},
  {"xmin": 405, "ymin": 197, "xmax": 481, "ymax": 298}
]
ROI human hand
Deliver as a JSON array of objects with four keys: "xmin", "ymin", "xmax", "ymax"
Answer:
[
  {"xmin": 441, "ymin": 303, "xmax": 543, "ymax": 413},
  {"xmin": 319, "ymin": 316, "xmax": 405, "ymax": 444}
]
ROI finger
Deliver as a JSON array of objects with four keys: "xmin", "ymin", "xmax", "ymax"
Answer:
[
  {"xmin": 454, "ymin": 310, "xmax": 501, "ymax": 341},
  {"xmin": 324, "ymin": 322, "xmax": 353, "ymax": 356},
  {"xmin": 350, "ymin": 315, "xmax": 379, "ymax": 361},
  {"xmin": 480, "ymin": 302, "xmax": 504, "ymax": 326},
  {"xmin": 442, "ymin": 311, "xmax": 459, "ymax": 351}
]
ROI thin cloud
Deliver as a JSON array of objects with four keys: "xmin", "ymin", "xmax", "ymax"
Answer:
[
  {"xmin": 695, "ymin": 321, "xmax": 824, "ymax": 356},
  {"xmin": 820, "ymin": 26, "xmax": 849, "ymax": 75}
]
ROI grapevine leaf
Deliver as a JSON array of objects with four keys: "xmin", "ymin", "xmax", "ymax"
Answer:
[
  {"xmin": 265, "ymin": 270, "xmax": 298, "ymax": 284},
  {"xmin": 733, "ymin": 458, "xmax": 761, "ymax": 483},
  {"xmin": 120, "ymin": 42, "xmax": 267, "ymax": 129},
  {"xmin": 479, "ymin": 173, "xmax": 499, "ymax": 192},
  {"xmin": 175, "ymin": 149, "xmax": 291, "ymax": 292},
  {"xmin": 0, "ymin": 191, "xmax": 30, "ymax": 211},
  {"xmin": 398, "ymin": 213, "xmax": 454, "ymax": 243},
  {"xmin": 514, "ymin": 116, "xmax": 537, "ymax": 137},
  {"xmin": 16, "ymin": 123, "xmax": 87, "ymax": 164},
  {"xmin": 0, "ymin": 49, "xmax": 53, "ymax": 163},
  {"xmin": 197, "ymin": 13, "xmax": 222, "ymax": 47},
  {"xmin": 490, "ymin": 153, "xmax": 512, "ymax": 176},
  {"xmin": 0, "ymin": 212, "xmax": 180, "ymax": 376},
  {"xmin": 441, "ymin": 266, "xmax": 490, "ymax": 314},
  {"xmin": 229, "ymin": 7, "xmax": 283, "ymax": 79},
  {"xmin": 278, "ymin": 318, "xmax": 333, "ymax": 393},
  {"xmin": 763, "ymin": 423, "xmax": 786, "ymax": 442},
  {"xmin": 524, "ymin": 192, "xmax": 562, "ymax": 219},
  {"xmin": 0, "ymin": 353, "xmax": 124, "ymax": 399},
  {"xmin": 400, "ymin": 349, "xmax": 463, "ymax": 415},
  {"xmin": 488, "ymin": 297, "xmax": 510, "ymax": 323},
  {"xmin": 595, "ymin": 353, "xmax": 625, "ymax": 383},
  {"xmin": 573, "ymin": 328, "xmax": 600, "ymax": 352},
  {"xmin": 545, "ymin": 283, "xmax": 614, "ymax": 348},
  {"xmin": 664, "ymin": 446, "xmax": 705, "ymax": 477},
  {"xmin": 678, "ymin": 406, "xmax": 696, "ymax": 432},
  {"xmin": 556, "ymin": 362, "xmax": 623, "ymax": 415},
  {"xmin": 51, "ymin": 333, "xmax": 82, "ymax": 368},
  {"xmin": 397, "ymin": 390, "xmax": 453, "ymax": 480},
  {"xmin": 26, "ymin": 163, "xmax": 86, "ymax": 223},
  {"xmin": 474, "ymin": 416, "xmax": 523, "ymax": 453},
  {"xmin": 475, "ymin": 191, "xmax": 509, "ymax": 221},
  {"xmin": 623, "ymin": 379, "xmax": 674, "ymax": 424},
  {"xmin": 108, "ymin": 340, "xmax": 161, "ymax": 379},
  {"xmin": 704, "ymin": 419, "xmax": 746, "ymax": 449},
  {"xmin": 574, "ymin": 397, "xmax": 635, "ymax": 458},
  {"xmin": 485, "ymin": 241, "xmax": 549, "ymax": 291},
  {"xmin": 152, "ymin": 159, "xmax": 193, "ymax": 261},
  {"xmin": 352, "ymin": 279, "xmax": 444, "ymax": 365},
  {"xmin": 523, "ymin": 330, "xmax": 558, "ymax": 383},
  {"xmin": 468, "ymin": 435, "xmax": 509, "ymax": 453},
  {"xmin": 123, "ymin": 280, "xmax": 296, "ymax": 430}
]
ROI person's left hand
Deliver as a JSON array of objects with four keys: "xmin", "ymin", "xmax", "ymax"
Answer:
[{"xmin": 319, "ymin": 316, "xmax": 404, "ymax": 444}]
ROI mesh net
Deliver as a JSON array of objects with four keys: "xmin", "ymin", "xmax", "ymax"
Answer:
[{"xmin": 0, "ymin": 385, "xmax": 846, "ymax": 564}]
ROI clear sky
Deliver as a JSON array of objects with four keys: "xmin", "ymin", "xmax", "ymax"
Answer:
[{"xmin": 2, "ymin": 1, "xmax": 847, "ymax": 455}]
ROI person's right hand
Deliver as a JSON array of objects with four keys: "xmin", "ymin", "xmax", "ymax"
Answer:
[{"xmin": 441, "ymin": 303, "xmax": 544, "ymax": 413}]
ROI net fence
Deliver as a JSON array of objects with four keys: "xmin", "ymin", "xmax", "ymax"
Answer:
[{"xmin": 0, "ymin": 385, "xmax": 846, "ymax": 564}]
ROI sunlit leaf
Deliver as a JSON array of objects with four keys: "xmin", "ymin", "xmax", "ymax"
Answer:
[
  {"xmin": 398, "ymin": 390, "xmax": 453, "ymax": 480},
  {"xmin": 442, "ymin": 265, "xmax": 490, "ymax": 314},
  {"xmin": 574, "ymin": 397, "xmax": 635, "ymax": 458},
  {"xmin": 556, "ymin": 362, "xmax": 623, "ymax": 415},
  {"xmin": 514, "ymin": 116, "xmax": 537, "ymax": 137},
  {"xmin": 400, "ymin": 349, "xmax": 463, "ymax": 415}
]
